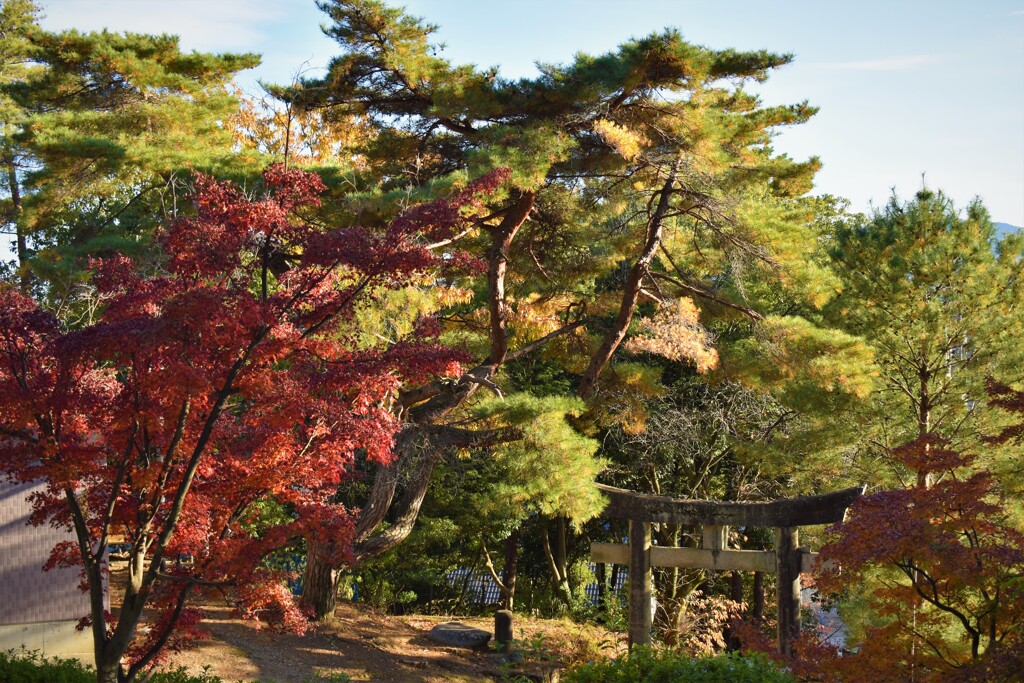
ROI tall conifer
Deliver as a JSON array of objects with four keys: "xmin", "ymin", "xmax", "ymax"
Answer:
[
  {"xmin": 1, "ymin": 6, "xmax": 260, "ymax": 301},
  {"xmin": 289, "ymin": 0, "xmax": 840, "ymax": 616}
]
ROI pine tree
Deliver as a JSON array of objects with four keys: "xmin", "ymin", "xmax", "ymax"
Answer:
[
  {"xmin": 767, "ymin": 190, "xmax": 1024, "ymax": 679},
  {"xmin": 0, "ymin": 9, "xmax": 260, "ymax": 301},
  {"xmin": 0, "ymin": 0, "xmax": 42, "ymax": 292},
  {"xmin": 823, "ymin": 190, "xmax": 1024, "ymax": 488},
  {"xmin": 289, "ymin": 0, "xmax": 835, "ymax": 616}
]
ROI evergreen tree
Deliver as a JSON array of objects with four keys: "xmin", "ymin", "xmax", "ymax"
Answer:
[
  {"xmin": 0, "ymin": 0, "xmax": 42, "ymax": 292},
  {"xmin": 289, "ymin": 0, "xmax": 838, "ymax": 617},
  {"xmin": 823, "ymin": 189, "xmax": 1024, "ymax": 489},
  {"xmin": 773, "ymin": 190, "xmax": 1024, "ymax": 675},
  {"xmin": 0, "ymin": 6, "xmax": 260, "ymax": 301}
]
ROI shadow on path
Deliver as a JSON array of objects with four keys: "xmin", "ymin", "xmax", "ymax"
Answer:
[{"xmin": 167, "ymin": 603, "xmax": 495, "ymax": 683}]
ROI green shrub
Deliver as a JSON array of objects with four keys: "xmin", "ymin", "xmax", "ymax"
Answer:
[
  {"xmin": 149, "ymin": 665, "xmax": 225, "ymax": 683},
  {"xmin": 562, "ymin": 647, "xmax": 793, "ymax": 683},
  {"xmin": 300, "ymin": 674, "xmax": 353, "ymax": 683},
  {"xmin": 0, "ymin": 649, "xmax": 228, "ymax": 683},
  {"xmin": 0, "ymin": 648, "xmax": 95, "ymax": 683}
]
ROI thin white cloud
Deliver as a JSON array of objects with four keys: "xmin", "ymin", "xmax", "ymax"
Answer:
[
  {"xmin": 1011, "ymin": 9, "xmax": 1024, "ymax": 15},
  {"xmin": 40, "ymin": 0, "xmax": 286, "ymax": 52},
  {"xmin": 809, "ymin": 55, "xmax": 941, "ymax": 72}
]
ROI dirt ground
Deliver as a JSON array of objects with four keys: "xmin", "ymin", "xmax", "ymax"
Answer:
[
  {"xmin": 109, "ymin": 564, "xmax": 624, "ymax": 683},
  {"xmin": 163, "ymin": 600, "xmax": 622, "ymax": 683}
]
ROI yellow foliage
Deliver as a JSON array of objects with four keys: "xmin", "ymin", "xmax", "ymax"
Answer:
[
  {"xmin": 228, "ymin": 86, "xmax": 372, "ymax": 168},
  {"xmin": 593, "ymin": 118, "xmax": 648, "ymax": 161},
  {"xmin": 584, "ymin": 362, "xmax": 666, "ymax": 435},
  {"xmin": 434, "ymin": 285, "xmax": 474, "ymax": 307},
  {"xmin": 625, "ymin": 298, "xmax": 719, "ymax": 373},
  {"xmin": 508, "ymin": 293, "xmax": 578, "ymax": 341}
]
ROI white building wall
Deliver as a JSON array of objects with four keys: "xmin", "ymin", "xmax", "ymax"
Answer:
[{"xmin": 0, "ymin": 479, "xmax": 107, "ymax": 661}]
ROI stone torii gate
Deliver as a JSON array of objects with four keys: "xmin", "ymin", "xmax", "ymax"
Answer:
[{"xmin": 590, "ymin": 484, "xmax": 864, "ymax": 655}]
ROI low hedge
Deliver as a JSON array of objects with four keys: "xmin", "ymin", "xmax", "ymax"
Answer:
[
  {"xmin": 0, "ymin": 648, "xmax": 221, "ymax": 683},
  {"xmin": 562, "ymin": 647, "xmax": 793, "ymax": 683},
  {"xmin": 0, "ymin": 648, "xmax": 355, "ymax": 683}
]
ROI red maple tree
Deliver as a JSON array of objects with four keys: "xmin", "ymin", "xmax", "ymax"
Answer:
[
  {"xmin": 0, "ymin": 164, "xmax": 507, "ymax": 683},
  {"xmin": 736, "ymin": 433, "xmax": 1024, "ymax": 682}
]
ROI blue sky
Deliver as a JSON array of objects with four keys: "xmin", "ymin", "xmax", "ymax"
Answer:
[{"xmin": 37, "ymin": 0, "xmax": 1024, "ymax": 225}]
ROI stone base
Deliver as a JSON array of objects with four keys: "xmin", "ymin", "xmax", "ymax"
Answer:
[{"xmin": 0, "ymin": 620, "xmax": 94, "ymax": 663}]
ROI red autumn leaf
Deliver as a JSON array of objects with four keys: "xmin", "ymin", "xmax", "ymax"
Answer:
[{"xmin": 0, "ymin": 164, "xmax": 507, "ymax": 677}]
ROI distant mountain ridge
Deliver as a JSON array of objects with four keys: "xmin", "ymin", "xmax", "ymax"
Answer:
[{"xmin": 994, "ymin": 222, "xmax": 1021, "ymax": 238}]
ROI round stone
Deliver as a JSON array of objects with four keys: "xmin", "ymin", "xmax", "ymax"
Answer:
[{"xmin": 427, "ymin": 622, "xmax": 492, "ymax": 649}]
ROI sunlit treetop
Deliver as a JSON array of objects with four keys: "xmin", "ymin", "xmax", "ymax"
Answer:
[
  {"xmin": 294, "ymin": 0, "xmax": 834, "ymax": 402},
  {"xmin": 305, "ymin": 0, "xmax": 818, "ymax": 194}
]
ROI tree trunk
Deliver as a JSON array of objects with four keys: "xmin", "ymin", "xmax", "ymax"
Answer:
[
  {"xmin": 353, "ymin": 438, "xmax": 445, "ymax": 561},
  {"xmin": 578, "ymin": 168, "xmax": 677, "ymax": 398},
  {"xmin": 486, "ymin": 191, "xmax": 536, "ymax": 365},
  {"xmin": 96, "ymin": 659, "xmax": 120, "ymax": 683},
  {"xmin": 554, "ymin": 517, "xmax": 573, "ymax": 605},
  {"xmin": 917, "ymin": 369, "xmax": 933, "ymax": 488},
  {"xmin": 299, "ymin": 428, "xmax": 437, "ymax": 612},
  {"xmin": 481, "ymin": 532, "xmax": 517, "ymax": 611},
  {"xmin": 726, "ymin": 570, "xmax": 745, "ymax": 650},
  {"xmin": 730, "ymin": 570, "xmax": 744, "ymax": 603},
  {"xmin": 303, "ymin": 539, "xmax": 341, "ymax": 620},
  {"xmin": 501, "ymin": 529, "xmax": 519, "ymax": 611},
  {"xmin": 542, "ymin": 519, "xmax": 573, "ymax": 608},
  {"xmin": 753, "ymin": 571, "xmax": 765, "ymax": 623},
  {"xmin": 305, "ymin": 426, "xmax": 507, "ymax": 614},
  {"xmin": 5, "ymin": 158, "xmax": 28, "ymax": 293}
]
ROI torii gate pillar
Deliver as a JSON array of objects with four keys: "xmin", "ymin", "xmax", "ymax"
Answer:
[
  {"xmin": 775, "ymin": 526, "xmax": 801, "ymax": 657},
  {"xmin": 627, "ymin": 521, "xmax": 652, "ymax": 648}
]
